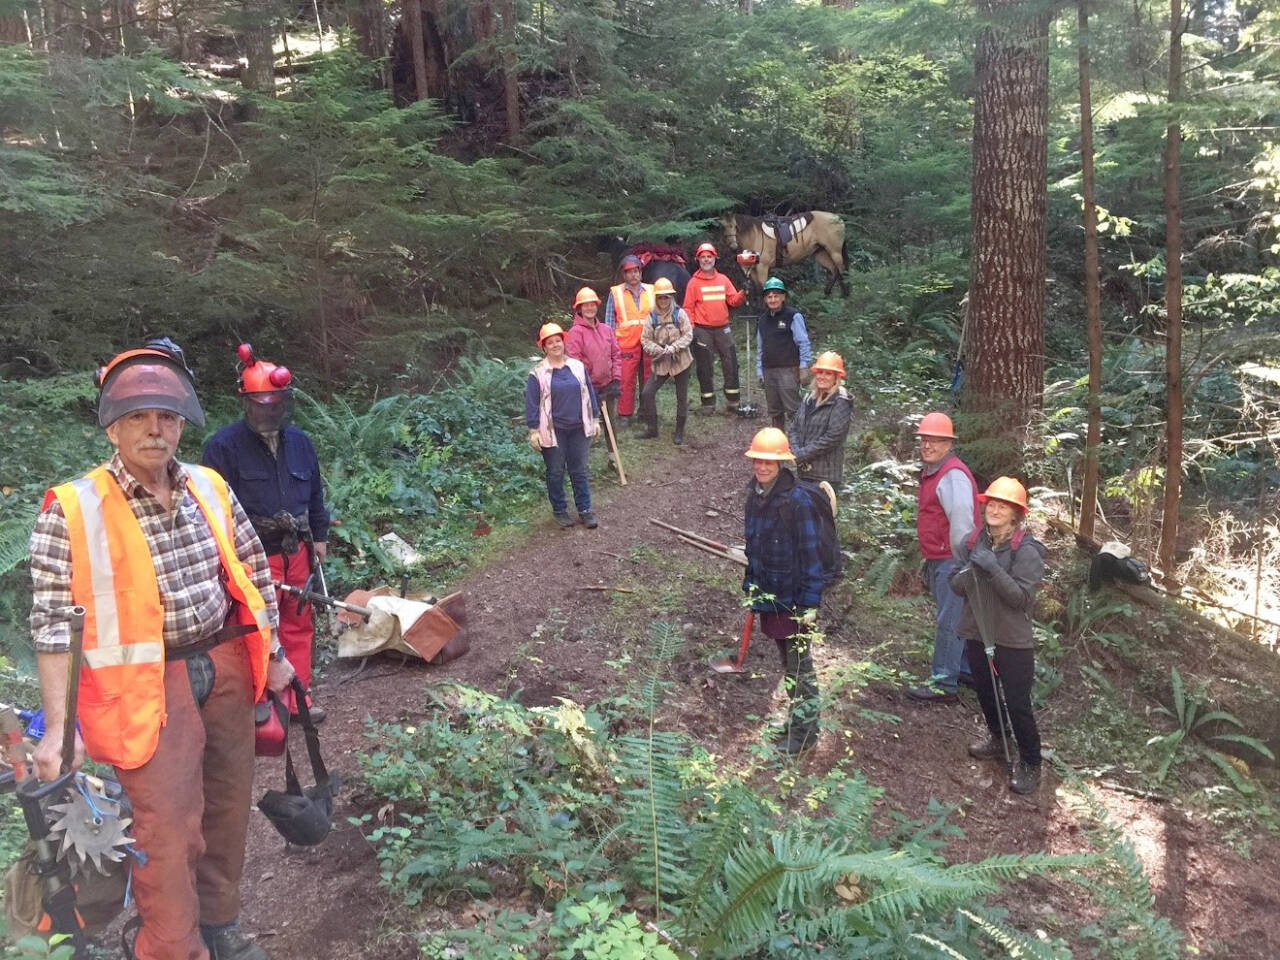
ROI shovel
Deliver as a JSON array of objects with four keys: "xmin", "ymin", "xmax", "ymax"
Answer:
[{"xmin": 709, "ymin": 611, "xmax": 754, "ymax": 674}]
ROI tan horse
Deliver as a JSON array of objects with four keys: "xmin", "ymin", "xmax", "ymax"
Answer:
[{"xmin": 721, "ymin": 211, "xmax": 850, "ymax": 297}]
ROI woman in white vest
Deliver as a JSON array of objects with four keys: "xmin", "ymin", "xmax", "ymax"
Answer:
[{"xmin": 524, "ymin": 322, "xmax": 602, "ymax": 529}]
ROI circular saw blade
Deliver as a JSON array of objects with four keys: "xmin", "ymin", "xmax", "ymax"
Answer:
[{"xmin": 48, "ymin": 785, "xmax": 134, "ymax": 876}]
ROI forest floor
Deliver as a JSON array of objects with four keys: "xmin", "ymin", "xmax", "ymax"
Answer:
[{"xmin": 234, "ymin": 412, "xmax": 1280, "ymax": 960}]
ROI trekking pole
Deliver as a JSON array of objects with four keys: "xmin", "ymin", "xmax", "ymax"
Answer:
[
  {"xmin": 599, "ymin": 405, "xmax": 627, "ymax": 485},
  {"xmin": 966, "ymin": 570, "xmax": 1015, "ymax": 776},
  {"xmin": 16, "ymin": 606, "xmax": 91, "ymax": 959}
]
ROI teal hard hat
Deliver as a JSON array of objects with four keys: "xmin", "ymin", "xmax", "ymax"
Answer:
[{"xmin": 762, "ymin": 277, "xmax": 787, "ymax": 294}]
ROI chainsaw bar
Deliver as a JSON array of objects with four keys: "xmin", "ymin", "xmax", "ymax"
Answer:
[{"xmin": 48, "ymin": 776, "xmax": 134, "ymax": 875}]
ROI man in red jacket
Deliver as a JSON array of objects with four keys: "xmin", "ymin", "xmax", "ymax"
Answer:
[{"xmin": 683, "ymin": 242, "xmax": 746, "ymax": 414}]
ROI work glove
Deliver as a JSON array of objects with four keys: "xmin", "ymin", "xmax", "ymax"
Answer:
[
  {"xmin": 799, "ymin": 366, "xmax": 812, "ymax": 384},
  {"xmin": 970, "ymin": 544, "xmax": 1000, "ymax": 573},
  {"xmin": 593, "ymin": 418, "xmax": 602, "ymax": 438},
  {"xmin": 528, "ymin": 429, "xmax": 542, "ymax": 452},
  {"xmin": 601, "ymin": 380, "xmax": 622, "ymax": 400},
  {"xmin": 797, "ymin": 608, "xmax": 818, "ymax": 627}
]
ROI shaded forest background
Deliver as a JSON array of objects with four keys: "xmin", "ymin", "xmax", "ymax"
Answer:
[{"xmin": 1, "ymin": 0, "xmax": 1278, "ymax": 618}]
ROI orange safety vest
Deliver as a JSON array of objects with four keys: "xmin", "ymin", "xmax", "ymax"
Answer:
[
  {"xmin": 45, "ymin": 463, "xmax": 273, "ymax": 770},
  {"xmin": 609, "ymin": 283, "xmax": 655, "ymax": 350}
]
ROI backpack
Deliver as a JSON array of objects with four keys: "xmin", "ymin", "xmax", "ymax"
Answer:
[
  {"xmin": 787, "ymin": 478, "xmax": 843, "ymax": 588},
  {"xmin": 965, "ymin": 527, "xmax": 1025, "ymax": 556}
]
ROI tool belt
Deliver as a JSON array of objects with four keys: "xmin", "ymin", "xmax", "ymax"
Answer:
[{"xmin": 248, "ymin": 511, "xmax": 312, "ymax": 556}]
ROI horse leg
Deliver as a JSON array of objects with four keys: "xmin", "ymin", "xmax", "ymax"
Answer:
[{"xmin": 815, "ymin": 248, "xmax": 839, "ymax": 296}]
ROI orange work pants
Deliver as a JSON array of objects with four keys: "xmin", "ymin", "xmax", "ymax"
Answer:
[
  {"xmin": 114, "ymin": 639, "xmax": 255, "ymax": 960},
  {"xmin": 618, "ymin": 348, "xmax": 651, "ymax": 417},
  {"xmin": 268, "ymin": 546, "xmax": 315, "ymax": 692}
]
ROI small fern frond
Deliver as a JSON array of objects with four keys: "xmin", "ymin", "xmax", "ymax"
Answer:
[{"xmin": 959, "ymin": 907, "xmax": 1069, "ymax": 959}]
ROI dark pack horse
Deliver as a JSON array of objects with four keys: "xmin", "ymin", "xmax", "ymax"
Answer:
[
  {"xmin": 620, "ymin": 242, "xmax": 691, "ymax": 305},
  {"xmin": 721, "ymin": 211, "xmax": 850, "ymax": 297}
]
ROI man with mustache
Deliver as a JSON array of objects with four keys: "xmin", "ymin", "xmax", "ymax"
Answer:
[{"xmin": 28, "ymin": 339, "xmax": 291, "ymax": 960}]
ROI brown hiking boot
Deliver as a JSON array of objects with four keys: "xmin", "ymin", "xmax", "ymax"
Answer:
[{"xmin": 968, "ymin": 735, "xmax": 1005, "ymax": 761}]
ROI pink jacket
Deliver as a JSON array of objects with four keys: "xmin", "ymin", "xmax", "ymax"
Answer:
[{"xmin": 564, "ymin": 314, "xmax": 621, "ymax": 388}]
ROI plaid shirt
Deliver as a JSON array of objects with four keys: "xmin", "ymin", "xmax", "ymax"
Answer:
[
  {"xmin": 29, "ymin": 453, "xmax": 278, "ymax": 654},
  {"xmin": 742, "ymin": 470, "xmax": 824, "ymax": 613}
]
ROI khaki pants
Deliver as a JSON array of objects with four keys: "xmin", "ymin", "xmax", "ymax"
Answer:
[{"xmin": 115, "ymin": 639, "xmax": 255, "ymax": 960}]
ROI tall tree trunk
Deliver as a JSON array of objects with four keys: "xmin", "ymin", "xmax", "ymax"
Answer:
[
  {"xmin": 84, "ymin": 0, "xmax": 107, "ymax": 55},
  {"xmin": 501, "ymin": 0, "xmax": 519, "ymax": 143},
  {"xmin": 349, "ymin": 0, "xmax": 390, "ymax": 87},
  {"xmin": 240, "ymin": 0, "xmax": 275, "ymax": 94},
  {"xmin": 1078, "ymin": 0, "xmax": 1103, "ymax": 539},
  {"xmin": 966, "ymin": 0, "xmax": 1051, "ymax": 468},
  {"xmin": 1159, "ymin": 0, "xmax": 1184, "ymax": 578},
  {"xmin": 402, "ymin": 0, "xmax": 428, "ymax": 102},
  {"xmin": 0, "ymin": 3, "xmax": 27, "ymax": 43}
]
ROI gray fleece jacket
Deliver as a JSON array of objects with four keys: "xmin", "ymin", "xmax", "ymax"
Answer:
[
  {"xmin": 787, "ymin": 388, "xmax": 853, "ymax": 485},
  {"xmin": 949, "ymin": 527, "xmax": 1046, "ymax": 650}
]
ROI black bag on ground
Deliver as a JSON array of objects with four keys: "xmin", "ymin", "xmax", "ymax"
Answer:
[{"xmin": 258, "ymin": 677, "xmax": 339, "ymax": 846}]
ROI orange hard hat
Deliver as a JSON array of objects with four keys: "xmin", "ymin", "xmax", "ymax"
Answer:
[
  {"xmin": 696, "ymin": 242, "xmax": 717, "ymax": 258},
  {"xmin": 735, "ymin": 250, "xmax": 760, "ymax": 267},
  {"xmin": 810, "ymin": 351, "xmax": 846, "ymax": 377},
  {"xmin": 652, "ymin": 277, "xmax": 676, "ymax": 297},
  {"xmin": 979, "ymin": 476, "xmax": 1028, "ymax": 512},
  {"xmin": 745, "ymin": 427, "xmax": 794, "ymax": 461},
  {"xmin": 537, "ymin": 322, "xmax": 566, "ymax": 346},
  {"xmin": 236, "ymin": 343, "xmax": 293, "ymax": 394},
  {"xmin": 915, "ymin": 411, "xmax": 957, "ymax": 440},
  {"xmin": 573, "ymin": 287, "xmax": 601, "ymax": 308}
]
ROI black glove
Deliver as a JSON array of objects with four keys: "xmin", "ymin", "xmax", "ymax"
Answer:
[
  {"xmin": 970, "ymin": 544, "xmax": 999, "ymax": 573},
  {"xmin": 600, "ymin": 380, "xmax": 622, "ymax": 401}
]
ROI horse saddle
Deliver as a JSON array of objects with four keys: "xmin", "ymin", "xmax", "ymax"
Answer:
[{"xmin": 760, "ymin": 214, "xmax": 811, "ymax": 253}]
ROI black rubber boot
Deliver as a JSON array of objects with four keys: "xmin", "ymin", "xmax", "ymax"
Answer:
[
  {"xmin": 1009, "ymin": 761, "xmax": 1041, "ymax": 795},
  {"xmin": 781, "ymin": 723, "xmax": 816, "ymax": 755},
  {"xmin": 639, "ymin": 417, "xmax": 659, "ymax": 439},
  {"xmin": 672, "ymin": 417, "xmax": 686, "ymax": 445}
]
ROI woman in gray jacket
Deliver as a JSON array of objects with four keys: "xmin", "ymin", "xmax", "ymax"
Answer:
[
  {"xmin": 949, "ymin": 476, "xmax": 1047, "ymax": 795},
  {"xmin": 638, "ymin": 277, "xmax": 694, "ymax": 444},
  {"xmin": 787, "ymin": 351, "xmax": 853, "ymax": 486}
]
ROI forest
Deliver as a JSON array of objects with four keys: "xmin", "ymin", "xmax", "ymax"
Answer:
[{"xmin": 2, "ymin": 0, "xmax": 1280, "ymax": 957}]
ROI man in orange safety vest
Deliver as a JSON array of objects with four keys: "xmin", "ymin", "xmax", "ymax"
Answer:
[
  {"xmin": 29, "ymin": 339, "xmax": 293, "ymax": 960},
  {"xmin": 603, "ymin": 254, "xmax": 655, "ymax": 427}
]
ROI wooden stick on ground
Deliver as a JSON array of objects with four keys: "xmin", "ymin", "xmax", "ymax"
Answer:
[
  {"xmin": 577, "ymin": 585, "xmax": 635, "ymax": 594},
  {"xmin": 600, "ymin": 405, "xmax": 627, "ymax": 485}
]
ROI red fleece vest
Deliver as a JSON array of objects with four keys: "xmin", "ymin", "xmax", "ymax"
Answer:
[{"xmin": 916, "ymin": 454, "xmax": 979, "ymax": 561}]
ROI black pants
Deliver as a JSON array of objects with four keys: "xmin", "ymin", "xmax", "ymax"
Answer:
[
  {"xmin": 965, "ymin": 638, "xmax": 1040, "ymax": 766},
  {"xmin": 693, "ymin": 326, "xmax": 740, "ymax": 407},
  {"xmin": 639, "ymin": 366, "xmax": 690, "ymax": 427},
  {"xmin": 763, "ymin": 612, "xmax": 819, "ymax": 734}
]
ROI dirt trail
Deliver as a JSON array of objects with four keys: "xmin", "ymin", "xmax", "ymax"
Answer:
[{"xmin": 234, "ymin": 414, "xmax": 1280, "ymax": 960}]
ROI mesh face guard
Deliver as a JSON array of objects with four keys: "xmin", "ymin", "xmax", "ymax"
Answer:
[
  {"xmin": 242, "ymin": 390, "xmax": 292, "ymax": 435},
  {"xmin": 97, "ymin": 354, "xmax": 205, "ymax": 428}
]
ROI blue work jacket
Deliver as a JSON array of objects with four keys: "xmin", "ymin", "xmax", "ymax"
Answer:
[{"xmin": 202, "ymin": 420, "xmax": 330, "ymax": 554}]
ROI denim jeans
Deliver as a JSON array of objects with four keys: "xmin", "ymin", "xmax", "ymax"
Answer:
[
  {"xmin": 540, "ymin": 425, "xmax": 591, "ymax": 516},
  {"xmin": 926, "ymin": 557, "xmax": 970, "ymax": 692}
]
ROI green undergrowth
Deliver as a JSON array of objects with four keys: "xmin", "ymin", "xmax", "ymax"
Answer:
[{"xmin": 351, "ymin": 621, "xmax": 1186, "ymax": 959}]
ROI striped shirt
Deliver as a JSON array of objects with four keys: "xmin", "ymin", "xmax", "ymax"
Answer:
[{"xmin": 29, "ymin": 453, "xmax": 278, "ymax": 654}]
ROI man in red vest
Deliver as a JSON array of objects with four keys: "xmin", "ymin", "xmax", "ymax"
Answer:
[
  {"xmin": 29, "ymin": 340, "xmax": 294, "ymax": 960},
  {"xmin": 908, "ymin": 411, "xmax": 979, "ymax": 702},
  {"xmin": 683, "ymin": 242, "xmax": 747, "ymax": 414}
]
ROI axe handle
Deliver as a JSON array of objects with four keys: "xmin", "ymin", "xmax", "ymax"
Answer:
[
  {"xmin": 649, "ymin": 518, "xmax": 734, "ymax": 553},
  {"xmin": 600, "ymin": 404, "xmax": 627, "ymax": 485},
  {"xmin": 61, "ymin": 607, "xmax": 85, "ymax": 776},
  {"xmin": 677, "ymin": 534, "xmax": 748, "ymax": 567},
  {"xmin": 275, "ymin": 582, "xmax": 373, "ymax": 619}
]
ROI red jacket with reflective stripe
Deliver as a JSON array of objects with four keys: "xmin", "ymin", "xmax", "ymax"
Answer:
[
  {"xmin": 916, "ymin": 454, "xmax": 979, "ymax": 561},
  {"xmin": 682, "ymin": 270, "xmax": 745, "ymax": 328}
]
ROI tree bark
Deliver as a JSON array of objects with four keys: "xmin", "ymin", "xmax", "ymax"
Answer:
[
  {"xmin": 349, "ymin": 0, "xmax": 390, "ymax": 87},
  {"xmin": 501, "ymin": 0, "xmax": 519, "ymax": 143},
  {"xmin": 1078, "ymin": 0, "xmax": 1103, "ymax": 539},
  {"xmin": 240, "ymin": 0, "xmax": 275, "ymax": 94},
  {"xmin": 402, "ymin": 0, "xmax": 428, "ymax": 102},
  {"xmin": 1159, "ymin": 0, "xmax": 1184, "ymax": 578},
  {"xmin": 966, "ymin": 0, "xmax": 1051, "ymax": 467}
]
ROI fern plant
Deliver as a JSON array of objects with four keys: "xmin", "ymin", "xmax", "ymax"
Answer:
[{"xmin": 1146, "ymin": 667, "xmax": 1275, "ymax": 791}]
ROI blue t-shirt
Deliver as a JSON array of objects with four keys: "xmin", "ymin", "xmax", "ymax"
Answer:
[{"xmin": 524, "ymin": 366, "xmax": 599, "ymax": 431}]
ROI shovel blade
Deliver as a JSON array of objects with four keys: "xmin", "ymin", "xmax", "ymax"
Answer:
[{"xmin": 708, "ymin": 657, "xmax": 746, "ymax": 674}]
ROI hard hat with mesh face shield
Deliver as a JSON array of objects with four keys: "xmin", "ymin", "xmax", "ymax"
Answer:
[{"xmin": 95, "ymin": 341, "xmax": 204, "ymax": 428}]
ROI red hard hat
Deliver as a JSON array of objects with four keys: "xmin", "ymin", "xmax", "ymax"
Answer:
[
  {"xmin": 979, "ymin": 476, "xmax": 1029, "ymax": 512},
  {"xmin": 696, "ymin": 243, "xmax": 717, "ymax": 258},
  {"xmin": 915, "ymin": 411, "xmax": 957, "ymax": 440},
  {"xmin": 735, "ymin": 250, "xmax": 760, "ymax": 267},
  {"xmin": 237, "ymin": 343, "xmax": 293, "ymax": 394}
]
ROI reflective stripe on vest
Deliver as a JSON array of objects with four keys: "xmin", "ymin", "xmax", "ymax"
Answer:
[
  {"xmin": 49, "ymin": 463, "xmax": 273, "ymax": 769},
  {"xmin": 700, "ymin": 285, "xmax": 726, "ymax": 302},
  {"xmin": 611, "ymin": 284, "xmax": 654, "ymax": 349}
]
